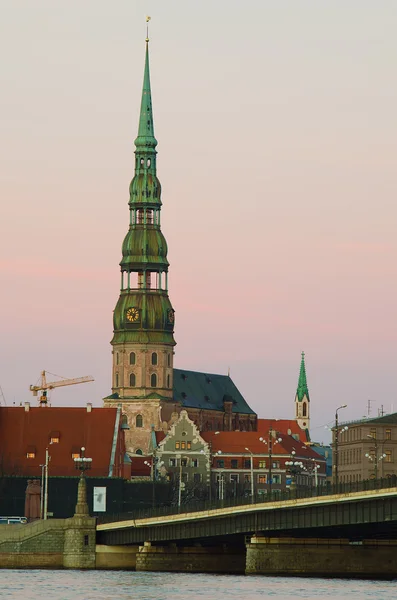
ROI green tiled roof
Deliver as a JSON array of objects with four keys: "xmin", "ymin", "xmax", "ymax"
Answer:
[
  {"xmin": 173, "ymin": 368, "xmax": 256, "ymax": 415},
  {"xmin": 296, "ymin": 351, "xmax": 310, "ymax": 402}
]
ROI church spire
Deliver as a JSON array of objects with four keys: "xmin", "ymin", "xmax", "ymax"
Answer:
[
  {"xmin": 296, "ymin": 351, "xmax": 310, "ymax": 401},
  {"xmin": 134, "ymin": 39, "xmax": 157, "ymax": 149},
  {"xmin": 105, "ymin": 25, "xmax": 176, "ymax": 455},
  {"xmin": 295, "ymin": 351, "xmax": 310, "ymax": 435}
]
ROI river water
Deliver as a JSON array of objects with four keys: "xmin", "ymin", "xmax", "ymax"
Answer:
[{"xmin": 1, "ymin": 571, "xmax": 397, "ymax": 600}]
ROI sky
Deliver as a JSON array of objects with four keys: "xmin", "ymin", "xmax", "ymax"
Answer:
[{"xmin": 1, "ymin": 1, "xmax": 396, "ymax": 443}]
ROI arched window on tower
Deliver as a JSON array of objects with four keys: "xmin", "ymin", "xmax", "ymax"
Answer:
[
  {"xmin": 151, "ymin": 373, "xmax": 157, "ymax": 387},
  {"xmin": 129, "ymin": 373, "xmax": 136, "ymax": 387},
  {"xmin": 137, "ymin": 209, "xmax": 144, "ymax": 224},
  {"xmin": 116, "ymin": 352, "xmax": 119, "ymax": 365},
  {"xmin": 303, "ymin": 402, "xmax": 307, "ymax": 417},
  {"xmin": 296, "ymin": 403, "xmax": 299, "ymax": 417},
  {"xmin": 136, "ymin": 448, "xmax": 143, "ymax": 455},
  {"xmin": 167, "ymin": 374, "xmax": 171, "ymax": 388},
  {"xmin": 129, "ymin": 352, "xmax": 136, "ymax": 365},
  {"xmin": 115, "ymin": 373, "xmax": 119, "ymax": 387},
  {"xmin": 151, "ymin": 352, "xmax": 158, "ymax": 366},
  {"xmin": 146, "ymin": 209, "xmax": 153, "ymax": 224},
  {"xmin": 136, "ymin": 415, "xmax": 143, "ymax": 428},
  {"xmin": 167, "ymin": 353, "xmax": 171, "ymax": 367},
  {"xmin": 121, "ymin": 414, "xmax": 128, "ymax": 427}
]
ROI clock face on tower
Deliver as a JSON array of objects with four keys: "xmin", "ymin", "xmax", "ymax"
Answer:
[{"xmin": 126, "ymin": 307, "xmax": 140, "ymax": 323}]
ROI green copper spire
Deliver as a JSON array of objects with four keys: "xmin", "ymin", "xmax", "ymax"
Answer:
[
  {"xmin": 134, "ymin": 41, "xmax": 157, "ymax": 149},
  {"xmin": 296, "ymin": 351, "xmax": 310, "ymax": 402}
]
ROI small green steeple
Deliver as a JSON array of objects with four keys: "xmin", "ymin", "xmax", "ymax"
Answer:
[
  {"xmin": 296, "ymin": 351, "xmax": 310, "ymax": 402},
  {"xmin": 134, "ymin": 41, "xmax": 157, "ymax": 149}
]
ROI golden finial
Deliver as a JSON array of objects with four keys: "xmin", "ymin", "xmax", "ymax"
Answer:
[{"xmin": 146, "ymin": 16, "xmax": 151, "ymax": 43}]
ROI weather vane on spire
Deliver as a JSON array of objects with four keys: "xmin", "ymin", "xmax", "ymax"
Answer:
[{"xmin": 146, "ymin": 16, "xmax": 151, "ymax": 43}]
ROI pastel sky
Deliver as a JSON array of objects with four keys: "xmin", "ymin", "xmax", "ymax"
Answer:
[{"xmin": 1, "ymin": 1, "xmax": 396, "ymax": 443}]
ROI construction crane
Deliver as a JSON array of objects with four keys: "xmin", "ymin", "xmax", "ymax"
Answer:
[{"xmin": 30, "ymin": 371, "xmax": 94, "ymax": 406}]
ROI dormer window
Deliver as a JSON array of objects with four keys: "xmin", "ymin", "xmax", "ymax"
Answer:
[
  {"xmin": 50, "ymin": 431, "xmax": 60, "ymax": 444},
  {"xmin": 26, "ymin": 445, "xmax": 36, "ymax": 459}
]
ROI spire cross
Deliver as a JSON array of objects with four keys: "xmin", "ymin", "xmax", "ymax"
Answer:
[{"xmin": 146, "ymin": 16, "xmax": 151, "ymax": 43}]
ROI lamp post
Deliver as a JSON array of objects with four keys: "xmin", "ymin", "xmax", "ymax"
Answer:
[
  {"xmin": 43, "ymin": 442, "xmax": 54, "ymax": 520},
  {"xmin": 244, "ymin": 447, "xmax": 255, "ymax": 503},
  {"xmin": 333, "ymin": 404, "xmax": 348, "ymax": 487},
  {"xmin": 73, "ymin": 446, "xmax": 92, "ymax": 516},
  {"xmin": 365, "ymin": 434, "xmax": 386, "ymax": 480},
  {"xmin": 259, "ymin": 430, "xmax": 282, "ymax": 495},
  {"xmin": 40, "ymin": 463, "xmax": 45, "ymax": 520},
  {"xmin": 285, "ymin": 450, "xmax": 304, "ymax": 493}
]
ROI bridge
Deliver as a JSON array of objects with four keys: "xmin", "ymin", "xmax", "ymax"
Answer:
[{"xmin": 96, "ymin": 481, "xmax": 397, "ymax": 577}]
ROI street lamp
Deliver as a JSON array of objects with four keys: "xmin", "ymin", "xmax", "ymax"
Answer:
[
  {"xmin": 73, "ymin": 446, "xmax": 93, "ymax": 476},
  {"xmin": 244, "ymin": 448, "xmax": 255, "ymax": 502},
  {"xmin": 259, "ymin": 433, "xmax": 282, "ymax": 495},
  {"xmin": 365, "ymin": 434, "xmax": 386, "ymax": 480},
  {"xmin": 73, "ymin": 446, "xmax": 92, "ymax": 517},
  {"xmin": 333, "ymin": 404, "xmax": 348, "ymax": 486},
  {"xmin": 285, "ymin": 450, "xmax": 304, "ymax": 492},
  {"xmin": 43, "ymin": 441, "xmax": 54, "ymax": 520}
]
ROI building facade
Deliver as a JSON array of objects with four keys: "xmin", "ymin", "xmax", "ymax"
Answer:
[{"xmin": 333, "ymin": 413, "xmax": 397, "ymax": 483}]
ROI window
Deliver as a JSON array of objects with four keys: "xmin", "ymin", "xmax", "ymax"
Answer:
[
  {"xmin": 169, "ymin": 458, "xmax": 177, "ymax": 467},
  {"xmin": 71, "ymin": 452, "xmax": 80, "ymax": 460},
  {"xmin": 187, "ymin": 442, "xmax": 192, "ymax": 450},
  {"xmin": 370, "ymin": 428, "xmax": 377, "ymax": 439},
  {"xmin": 151, "ymin": 373, "xmax": 157, "ymax": 387},
  {"xmin": 303, "ymin": 402, "xmax": 307, "ymax": 417},
  {"xmin": 167, "ymin": 374, "xmax": 171, "ymax": 388},
  {"xmin": 244, "ymin": 459, "xmax": 250, "ymax": 469},
  {"xmin": 385, "ymin": 450, "xmax": 392, "ymax": 463},
  {"xmin": 257, "ymin": 475, "xmax": 267, "ymax": 484},
  {"xmin": 244, "ymin": 474, "xmax": 251, "ymax": 483},
  {"xmin": 272, "ymin": 461, "xmax": 280, "ymax": 469},
  {"xmin": 136, "ymin": 448, "xmax": 143, "ymax": 455},
  {"xmin": 136, "ymin": 414, "xmax": 143, "ymax": 428},
  {"xmin": 121, "ymin": 414, "xmax": 128, "ymax": 426},
  {"xmin": 230, "ymin": 474, "xmax": 239, "ymax": 483},
  {"xmin": 50, "ymin": 431, "xmax": 60, "ymax": 444},
  {"xmin": 259, "ymin": 461, "xmax": 266, "ymax": 469},
  {"xmin": 175, "ymin": 442, "xmax": 180, "ymax": 450},
  {"xmin": 129, "ymin": 373, "xmax": 136, "ymax": 387},
  {"xmin": 231, "ymin": 459, "xmax": 238, "ymax": 469},
  {"xmin": 272, "ymin": 474, "xmax": 281, "ymax": 484},
  {"xmin": 386, "ymin": 429, "xmax": 392, "ymax": 440},
  {"xmin": 84, "ymin": 535, "xmax": 89, "ymax": 547},
  {"xmin": 216, "ymin": 459, "xmax": 224, "ymax": 468},
  {"xmin": 181, "ymin": 472, "xmax": 188, "ymax": 482},
  {"xmin": 129, "ymin": 352, "xmax": 136, "ymax": 365},
  {"xmin": 151, "ymin": 352, "xmax": 158, "ymax": 366},
  {"xmin": 181, "ymin": 458, "xmax": 188, "ymax": 467},
  {"xmin": 115, "ymin": 373, "xmax": 119, "ymax": 387},
  {"xmin": 167, "ymin": 354, "xmax": 171, "ymax": 367},
  {"xmin": 191, "ymin": 459, "xmax": 198, "ymax": 468},
  {"xmin": 181, "ymin": 442, "xmax": 186, "ymax": 450},
  {"xmin": 26, "ymin": 452, "xmax": 35, "ymax": 459},
  {"xmin": 116, "ymin": 352, "xmax": 119, "ymax": 365},
  {"xmin": 193, "ymin": 473, "xmax": 202, "ymax": 483}
]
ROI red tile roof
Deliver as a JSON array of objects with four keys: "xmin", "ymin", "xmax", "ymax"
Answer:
[
  {"xmin": 257, "ymin": 418, "xmax": 308, "ymax": 441},
  {"xmin": 0, "ymin": 405, "xmax": 126, "ymax": 478}
]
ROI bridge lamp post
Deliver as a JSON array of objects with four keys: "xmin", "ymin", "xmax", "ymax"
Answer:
[
  {"xmin": 285, "ymin": 451, "xmax": 304, "ymax": 492},
  {"xmin": 244, "ymin": 448, "xmax": 255, "ymax": 503},
  {"xmin": 259, "ymin": 434, "xmax": 282, "ymax": 496},
  {"xmin": 334, "ymin": 404, "xmax": 348, "ymax": 487},
  {"xmin": 365, "ymin": 435, "xmax": 386, "ymax": 480}
]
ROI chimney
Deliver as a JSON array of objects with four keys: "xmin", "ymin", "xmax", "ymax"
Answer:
[
  {"xmin": 24, "ymin": 402, "xmax": 30, "ymax": 412},
  {"xmin": 86, "ymin": 403, "xmax": 92, "ymax": 413}
]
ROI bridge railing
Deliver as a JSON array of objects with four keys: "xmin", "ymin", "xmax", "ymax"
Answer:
[{"xmin": 97, "ymin": 476, "xmax": 397, "ymax": 525}]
